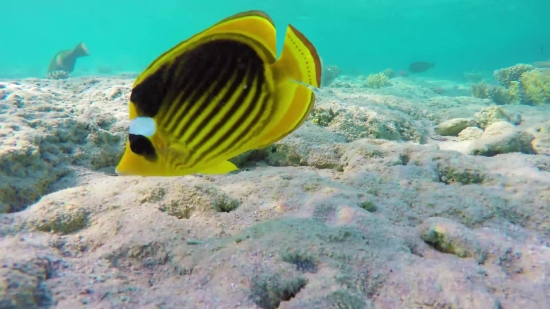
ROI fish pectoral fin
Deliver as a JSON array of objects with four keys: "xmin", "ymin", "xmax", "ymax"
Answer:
[
  {"xmin": 197, "ymin": 160, "xmax": 238, "ymax": 175},
  {"xmin": 253, "ymin": 24, "xmax": 321, "ymax": 149},
  {"xmin": 255, "ymin": 81, "xmax": 315, "ymax": 148}
]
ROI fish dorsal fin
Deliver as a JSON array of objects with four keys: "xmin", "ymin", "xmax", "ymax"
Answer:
[{"xmin": 132, "ymin": 10, "xmax": 277, "ymax": 88}]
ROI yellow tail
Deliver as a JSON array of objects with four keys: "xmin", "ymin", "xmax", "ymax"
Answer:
[
  {"xmin": 274, "ymin": 24, "xmax": 322, "ymax": 87},
  {"xmin": 253, "ymin": 25, "xmax": 322, "ymax": 149}
]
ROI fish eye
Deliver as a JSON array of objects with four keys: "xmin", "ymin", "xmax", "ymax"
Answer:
[{"xmin": 129, "ymin": 134, "xmax": 158, "ymax": 161}]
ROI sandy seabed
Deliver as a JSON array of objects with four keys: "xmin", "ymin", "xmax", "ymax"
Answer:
[{"xmin": 0, "ymin": 74, "xmax": 549, "ymax": 309}]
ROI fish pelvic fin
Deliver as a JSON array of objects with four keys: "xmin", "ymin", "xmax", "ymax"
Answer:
[
  {"xmin": 132, "ymin": 10, "xmax": 277, "ymax": 88},
  {"xmin": 254, "ymin": 25, "xmax": 322, "ymax": 148}
]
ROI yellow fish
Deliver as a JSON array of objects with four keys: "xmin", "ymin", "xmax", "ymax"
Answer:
[{"xmin": 115, "ymin": 10, "xmax": 322, "ymax": 177}]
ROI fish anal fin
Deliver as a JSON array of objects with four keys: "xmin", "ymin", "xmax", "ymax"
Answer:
[
  {"xmin": 255, "ymin": 81, "xmax": 315, "ymax": 148},
  {"xmin": 197, "ymin": 160, "xmax": 238, "ymax": 175},
  {"xmin": 272, "ymin": 24, "xmax": 322, "ymax": 88}
]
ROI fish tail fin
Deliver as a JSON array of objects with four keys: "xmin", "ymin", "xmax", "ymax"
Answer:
[
  {"xmin": 273, "ymin": 24, "xmax": 322, "ymax": 88},
  {"xmin": 73, "ymin": 42, "xmax": 90, "ymax": 57},
  {"xmin": 254, "ymin": 25, "xmax": 322, "ymax": 148}
]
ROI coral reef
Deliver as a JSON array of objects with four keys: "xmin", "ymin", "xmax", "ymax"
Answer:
[
  {"xmin": 518, "ymin": 68, "xmax": 550, "ymax": 105},
  {"xmin": 493, "ymin": 63, "xmax": 533, "ymax": 88},
  {"xmin": 1, "ymin": 76, "xmax": 549, "ymax": 308},
  {"xmin": 533, "ymin": 60, "xmax": 550, "ymax": 69},
  {"xmin": 46, "ymin": 70, "xmax": 70, "ymax": 80},
  {"xmin": 471, "ymin": 82, "xmax": 519, "ymax": 105},
  {"xmin": 471, "ymin": 82, "xmax": 489, "ymax": 99},
  {"xmin": 381, "ymin": 68, "xmax": 395, "ymax": 79},
  {"xmin": 488, "ymin": 84, "xmax": 519, "ymax": 105},
  {"xmin": 365, "ymin": 72, "xmax": 390, "ymax": 88},
  {"xmin": 487, "ymin": 65, "xmax": 550, "ymax": 106}
]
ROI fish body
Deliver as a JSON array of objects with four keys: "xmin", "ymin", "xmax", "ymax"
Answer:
[
  {"xmin": 408, "ymin": 61, "xmax": 435, "ymax": 73},
  {"xmin": 115, "ymin": 10, "xmax": 322, "ymax": 177},
  {"xmin": 47, "ymin": 42, "xmax": 90, "ymax": 73}
]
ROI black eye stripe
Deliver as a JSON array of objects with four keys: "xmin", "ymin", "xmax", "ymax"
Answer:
[{"xmin": 129, "ymin": 134, "xmax": 158, "ymax": 162}]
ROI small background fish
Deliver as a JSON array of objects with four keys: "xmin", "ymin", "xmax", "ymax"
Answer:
[
  {"xmin": 408, "ymin": 61, "xmax": 435, "ymax": 73},
  {"xmin": 47, "ymin": 42, "xmax": 90, "ymax": 73}
]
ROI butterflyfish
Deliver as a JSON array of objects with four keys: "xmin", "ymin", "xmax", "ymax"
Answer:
[
  {"xmin": 47, "ymin": 42, "xmax": 90, "ymax": 73},
  {"xmin": 115, "ymin": 10, "xmax": 322, "ymax": 177}
]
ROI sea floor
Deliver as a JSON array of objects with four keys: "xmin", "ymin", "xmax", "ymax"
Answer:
[{"xmin": 0, "ymin": 75, "xmax": 549, "ymax": 309}]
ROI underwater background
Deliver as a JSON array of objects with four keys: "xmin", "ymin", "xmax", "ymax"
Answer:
[
  {"xmin": 2, "ymin": 0, "xmax": 549, "ymax": 80},
  {"xmin": 1, "ymin": 1, "xmax": 550, "ymax": 308}
]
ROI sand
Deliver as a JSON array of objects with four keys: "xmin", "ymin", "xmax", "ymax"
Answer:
[{"xmin": 0, "ymin": 74, "xmax": 549, "ymax": 309}]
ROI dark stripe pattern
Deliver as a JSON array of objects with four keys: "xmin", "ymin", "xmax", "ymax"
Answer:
[{"xmin": 129, "ymin": 38, "xmax": 273, "ymax": 168}]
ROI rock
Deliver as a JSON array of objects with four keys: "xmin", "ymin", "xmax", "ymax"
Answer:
[
  {"xmin": 532, "ymin": 120, "xmax": 550, "ymax": 156},
  {"xmin": 1, "ymin": 76, "xmax": 549, "ymax": 308},
  {"xmin": 418, "ymin": 217, "xmax": 488, "ymax": 264},
  {"xmin": 475, "ymin": 106, "xmax": 511, "ymax": 129},
  {"xmin": 458, "ymin": 126, "xmax": 483, "ymax": 141},
  {"xmin": 435, "ymin": 118, "xmax": 476, "ymax": 136},
  {"xmin": 233, "ymin": 122, "xmax": 347, "ymax": 171},
  {"xmin": 309, "ymin": 94, "xmax": 429, "ymax": 143},
  {"xmin": 470, "ymin": 121, "xmax": 536, "ymax": 156},
  {"xmin": 483, "ymin": 121, "xmax": 515, "ymax": 136},
  {"xmin": 510, "ymin": 113, "xmax": 522, "ymax": 125},
  {"xmin": 0, "ymin": 78, "xmax": 129, "ymax": 213},
  {"xmin": 0, "ymin": 241, "xmax": 54, "ymax": 308}
]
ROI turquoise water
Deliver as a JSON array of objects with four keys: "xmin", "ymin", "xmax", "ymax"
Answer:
[{"xmin": 1, "ymin": 0, "xmax": 549, "ymax": 80}]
